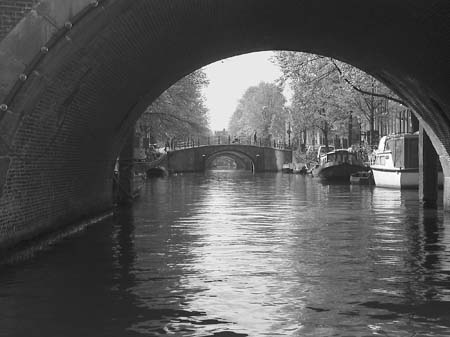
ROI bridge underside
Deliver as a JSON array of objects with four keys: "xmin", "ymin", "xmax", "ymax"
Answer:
[
  {"xmin": 205, "ymin": 153, "xmax": 254, "ymax": 171},
  {"xmin": 0, "ymin": 0, "xmax": 449, "ymax": 249}
]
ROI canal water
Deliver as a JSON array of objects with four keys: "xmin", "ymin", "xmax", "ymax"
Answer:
[{"xmin": 1, "ymin": 171, "xmax": 450, "ymax": 336}]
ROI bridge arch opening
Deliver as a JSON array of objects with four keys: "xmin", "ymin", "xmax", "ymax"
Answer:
[
  {"xmin": 0, "ymin": 0, "xmax": 449, "ymax": 248},
  {"xmin": 205, "ymin": 151, "xmax": 255, "ymax": 172}
]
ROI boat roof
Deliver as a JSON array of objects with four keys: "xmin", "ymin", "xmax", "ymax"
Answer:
[
  {"xmin": 376, "ymin": 133, "xmax": 418, "ymax": 152},
  {"xmin": 323, "ymin": 149, "xmax": 356, "ymax": 156},
  {"xmin": 381, "ymin": 133, "xmax": 418, "ymax": 141},
  {"xmin": 389, "ymin": 132, "xmax": 417, "ymax": 138}
]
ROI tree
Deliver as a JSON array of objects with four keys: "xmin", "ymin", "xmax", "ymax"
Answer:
[
  {"xmin": 228, "ymin": 82, "xmax": 287, "ymax": 145},
  {"xmin": 273, "ymin": 52, "xmax": 351, "ymax": 149},
  {"xmin": 329, "ymin": 59, "xmax": 406, "ymax": 144},
  {"xmin": 273, "ymin": 51, "xmax": 406, "ymax": 146},
  {"xmin": 136, "ymin": 69, "xmax": 211, "ymax": 145}
]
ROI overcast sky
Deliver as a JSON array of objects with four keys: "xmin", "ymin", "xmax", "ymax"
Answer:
[{"xmin": 202, "ymin": 51, "xmax": 283, "ymax": 132}]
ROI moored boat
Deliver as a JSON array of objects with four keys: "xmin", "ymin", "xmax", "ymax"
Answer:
[
  {"xmin": 312, "ymin": 149, "xmax": 368, "ymax": 181},
  {"xmin": 350, "ymin": 171, "xmax": 374, "ymax": 185},
  {"xmin": 282, "ymin": 163, "xmax": 294, "ymax": 173},
  {"xmin": 293, "ymin": 163, "xmax": 308, "ymax": 174},
  {"xmin": 370, "ymin": 133, "xmax": 442, "ymax": 189}
]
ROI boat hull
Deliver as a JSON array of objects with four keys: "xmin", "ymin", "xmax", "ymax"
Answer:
[
  {"xmin": 313, "ymin": 162, "xmax": 367, "ymax": 181},
  {"xmin": 371, "ymin": 167, "xmax": 443, "ymax": 189}
]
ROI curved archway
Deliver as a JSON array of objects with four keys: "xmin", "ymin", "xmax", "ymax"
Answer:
[
  {"xmin": 0, "ymin": 0, "xmax": 449, "ymax": 248},
  {"xmin": 205, "ymin": 151, "xmax": 255, "ymax": 172}
]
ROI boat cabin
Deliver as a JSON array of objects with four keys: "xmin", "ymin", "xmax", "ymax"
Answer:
[
  {"xmin": 317, "ymin": 145, "xmax": 335, "ymax": 160},
  {"xmin": 373, "ymin": 134, "xmax": 418, "ymax": 169},
  {"xmin": 319, "ymin": 149, "xmax": 359, "ymax": 166}
]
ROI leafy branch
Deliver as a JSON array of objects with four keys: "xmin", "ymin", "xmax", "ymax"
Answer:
[
  {"xmin": 329, "ymin": 59, "xmax": 407, "ymax": 106},
  {"xmin": 144, "ymin": 111, "xmax": 206, "ymax": 130}
]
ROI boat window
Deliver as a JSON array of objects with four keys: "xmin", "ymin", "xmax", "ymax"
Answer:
[
  {"xmin": 319, "ymin": 145, "xmax": 335, "ymax": 157},
  {"xmin": 375, "ymin": 155, "xmax": 386, "ymax": 165}
]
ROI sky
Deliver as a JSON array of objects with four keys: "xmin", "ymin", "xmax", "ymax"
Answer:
[{"xmin": 202, "ymin": 51, "xmax": 283, "ymax": 132}]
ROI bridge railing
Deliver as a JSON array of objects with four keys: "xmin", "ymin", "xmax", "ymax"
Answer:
[{"xmin": 168, "ymin": 135, "xmax": 292, "ymax": 151}]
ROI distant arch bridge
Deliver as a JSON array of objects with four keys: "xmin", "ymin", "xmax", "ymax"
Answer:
[{"xmin": 165, "ymin": 145, "xmax": 292, "ymax": 173}]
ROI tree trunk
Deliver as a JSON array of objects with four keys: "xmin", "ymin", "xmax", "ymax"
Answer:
[
  {"xmin": 302, "ymin": 127, "xmax": 307, "ymax": 148},
  {"xmin": 348, "ymin": 112, "xmax": 353, "ymax": 146},
  {"xmin": 323, "ymin": 121, "xmax": 329, "ymax": 152}
]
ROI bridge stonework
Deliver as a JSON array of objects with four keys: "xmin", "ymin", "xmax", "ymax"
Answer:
[
  {"xmin": 0, "ymin": 0, "xmax": 449, "ymax": 250},
  {"xmin": 0, "ymin": 0, "xmax": 37, "ymax": 40},
  {"xmin": 167, "ymin": 145, "xmax": 292, "ymax": 173}
]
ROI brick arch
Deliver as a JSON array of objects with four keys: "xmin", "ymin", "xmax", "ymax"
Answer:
[
  {"xmin": 0, "ymin": 0, "xmax": 38, "ymax": 40},
  {"xmin": 0, "ymin": 0, "xmax": 449, "ymax": 248},
  {"xmin": 205, "ymin": 150, "xmax": 256, "ymax": 171}
]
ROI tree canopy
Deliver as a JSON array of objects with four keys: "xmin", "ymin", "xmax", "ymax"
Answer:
[
  {"xmin": 272, "ymin": 51, "xmax": 406, "ymax": 146},
  {"xmin": 228, "ymin": 82, "xmax": 287, "ymax": 144},
  {"xmin": 136, "ymin": 69, "xmax": 211, "ymax": 144}
]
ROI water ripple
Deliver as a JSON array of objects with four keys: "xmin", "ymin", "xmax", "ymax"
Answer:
[{"xmin": 0, "ymin": 171, "xmax": 449, "ymax": 336}]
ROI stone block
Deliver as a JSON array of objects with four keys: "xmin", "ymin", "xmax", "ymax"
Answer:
[{"xmin": 0, "ymin": 156, "xmax": 10, "ymax": 197}]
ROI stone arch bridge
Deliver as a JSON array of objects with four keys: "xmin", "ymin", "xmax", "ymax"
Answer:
[
  {"xmin": 166, "ymin": 145, "xmax": 292, "ymax": 173},
  {"xmin": 0, "ymin": 0, "xmax": 449, "ymax": 250}
]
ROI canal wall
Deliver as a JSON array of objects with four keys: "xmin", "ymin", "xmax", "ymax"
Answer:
[{"xmin": 0, "ymin": 0, "xmax": 114, "ymax": 250}]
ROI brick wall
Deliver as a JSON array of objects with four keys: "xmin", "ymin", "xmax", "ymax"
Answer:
[{"xmin": 0, "ymin": 0, "xmax": 38, "ymax": 41}]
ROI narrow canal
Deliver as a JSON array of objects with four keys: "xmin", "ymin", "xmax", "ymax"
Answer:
[{"xmin": 1, "ymin": 171, "xmax": 450, "ymax": 336}]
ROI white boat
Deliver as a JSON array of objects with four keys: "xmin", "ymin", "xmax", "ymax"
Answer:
[{"xmin": 370, "ymin": 133, "xmax": 442, "ymax": 189}]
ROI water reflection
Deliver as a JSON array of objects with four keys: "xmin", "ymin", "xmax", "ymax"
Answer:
[{"xmin": 0, "ymin": 172, "xmax": 449, "ymax": 336}]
